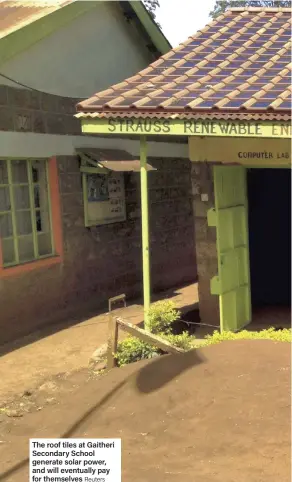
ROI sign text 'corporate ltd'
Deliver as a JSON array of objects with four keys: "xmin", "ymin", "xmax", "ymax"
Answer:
[{"xmin": 82, "ymin": 118, "xmax": 292, "ymax": 138}]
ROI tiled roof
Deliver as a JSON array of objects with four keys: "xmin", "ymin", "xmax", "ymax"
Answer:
[
  {"xmin": 77, "ymin": 7, "xmax": 292, "ymax": 119},
  {"xmin": 0, "ymin": 0, "xmax": 72, "ymax": 39}
]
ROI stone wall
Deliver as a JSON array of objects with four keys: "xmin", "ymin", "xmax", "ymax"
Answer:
[
  {"xmin": 0, "ymin": 85, "xmax": 81, "ymax": 135},
  {"xmin": 190, "ymin": 162, "xmax": 220, "ymax": 326},
  {"xmin": 0, "ymin": 84, "xmax": 197, "ymax": 344},
  {"xmin": 0, "ymin": 155, "xmax": 196, "ymax": 344},
  {"xmin": 58, "ymin": 154, "xmax": 196, "ymax": 303}
]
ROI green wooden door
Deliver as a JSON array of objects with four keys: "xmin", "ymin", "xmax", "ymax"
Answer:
[{"xmin": 207, "ymin": 166, "xmax": 251, "ymax": 332}]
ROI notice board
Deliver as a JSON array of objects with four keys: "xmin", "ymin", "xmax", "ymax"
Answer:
[{"xmin": 84, "ymin": 172, "xmax": 126, "ymax": 226}]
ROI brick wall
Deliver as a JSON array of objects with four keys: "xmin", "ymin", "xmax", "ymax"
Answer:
[
  {"xmin": 190, "ymin": 162, "xmax": 220, "ymax": 326},
  {"xmin": 0, "ymin": 155, "xmax": 196, "ymax": 344},
  {"xmin": 57, "ymin": 154, "xmax": 196, "ymax": 304},
  {"xmin": 0, "ymin": 85, "xmax": 81, "ymax": 135},
  {"xmin": 0, "ymin": 86, "xmax": 197, "ymax": 343}
]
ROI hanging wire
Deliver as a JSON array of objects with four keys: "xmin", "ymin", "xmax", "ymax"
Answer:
[
  {"xmin": 181, "ymin": 320, "xmax": 220, "ymax": 328},
  {"xmin": 0, "ymin": 72, "xmax": 87, "ymax": 100}
]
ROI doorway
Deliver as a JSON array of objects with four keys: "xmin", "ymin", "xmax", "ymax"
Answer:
[{"xmin": 247, "ymin": 168, "xmax": 291, "ymax": 327}]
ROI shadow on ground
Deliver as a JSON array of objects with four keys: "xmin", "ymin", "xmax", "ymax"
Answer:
[
  {"xmin": 0, "ymin": 347, "xmax": 205, "ymax": 481},
  {"xmin": 136, "ymin": 349, "xmax": 205, "ymax": 393},
  {"xmin": 0, "ymin": 282, "xmax": 198, "ymax": 357}
]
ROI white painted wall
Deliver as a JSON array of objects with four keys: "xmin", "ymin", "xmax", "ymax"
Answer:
[
  {"xmin": 0, "ymin": 132, "xmax": 189, "ymax": 159},
  {"xmin": 0, "ymin": 3, "xmax": 183, "ymax": 161},
  {"xmin": 1, "ymin": 2, "xmax": 153, "ymax": 97}
]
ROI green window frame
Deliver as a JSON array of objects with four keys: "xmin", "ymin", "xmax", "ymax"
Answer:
[{"xmin": 0, "ymin": 158, "xmax": 54, "ymax": 267}]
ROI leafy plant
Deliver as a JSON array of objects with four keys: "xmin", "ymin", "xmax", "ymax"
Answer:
[
  {"xmin": 115, "ymin": 299, "xmax": 193, "ymax": 367},
  {"xmin": 164, "ymin": 331, "xmax": 194, "ymax": 351},
  {"xmin": 115, "ymin": 297, "xmax": 291, "ymax": 369},
  {"xmin": 143, "ymin": 0, "xmax": 160, "ymax": 19},
  {"xmin": 115, "ymin": 331, "xmax": 194, "ymax": 367},
  {"xmin": 197, "ymin": 327, "xmax": 292, "ymax": 347},
  {"xmin": 148, "ymin": 300, "xmax": 180, "ymax": 334},
  {"xmin": 116, "ymin": 326, "xmax": 291, "ymax": 368},
  {"xmin": 116, "ymin": 337, "xmax": 160, "ymax": 367}
]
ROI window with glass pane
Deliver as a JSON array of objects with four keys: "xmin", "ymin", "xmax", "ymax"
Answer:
[{"xmin": 0, "ymin": 159, "xmax": 54, "ymax": 266}]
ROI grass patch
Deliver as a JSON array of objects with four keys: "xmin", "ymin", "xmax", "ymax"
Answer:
[
  {"xmin": 197, "ymin": 327, "xmax": 292, "ymax": 347},
  {"xmin": 117, "ymin": 328, "xmax": 291, "ymax": 367},
  {"xmin": 115, "ymin": 299, "xmax": 291, "ymax": 367}
]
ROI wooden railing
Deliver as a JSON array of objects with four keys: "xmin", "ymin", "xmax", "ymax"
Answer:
[{"xmin": 107, "ymin": 316, "xmax": 185, "ymax": 369}]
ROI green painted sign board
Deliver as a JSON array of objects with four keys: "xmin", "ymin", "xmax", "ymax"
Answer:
[{"xmin": 81, "ymin": 118, "xmax": 292, "ymax": 138}]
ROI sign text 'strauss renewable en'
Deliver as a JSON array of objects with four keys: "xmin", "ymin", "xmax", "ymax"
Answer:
[{"xmin": 81, "ymin": 118, "xmax": 292, "ymax": 138}]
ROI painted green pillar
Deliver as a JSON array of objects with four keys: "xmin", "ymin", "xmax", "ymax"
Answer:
[{"xmin": 140, "ymin": 136, "xmax": 151, "ymax": 330}]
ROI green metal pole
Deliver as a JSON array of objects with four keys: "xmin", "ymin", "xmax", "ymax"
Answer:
[{"xmin": 140, "ymin": 136, "xmax": 151, "ymax": 331}]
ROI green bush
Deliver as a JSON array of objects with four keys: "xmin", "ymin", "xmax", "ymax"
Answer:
[
  {"xmin": 115, "ymin": 301, "xmax": 194, "ymax": 367},
  {"xmin": 198, "ymin": 327, "xmax": 292, "ymax": 347},
  {"xmin": 148, "ymin": 300, "xmax": 180, "ymax": 334},
  {"xmin": 164, "ymin": 331, "xmax": 194, "ymax": 350},
  {"xmin": 116, "ymin": 327, "xmax": 291, "ymax": 368},
  {"xmin": 115, "ymin": 336, "xmax": 160, "ymax": 367},
  {"xmin": 115, "ymin": 331, "xmax": 194, "ymax": 367}
]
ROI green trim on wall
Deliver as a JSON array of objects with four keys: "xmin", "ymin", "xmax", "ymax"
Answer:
[
  {"xmin": 6, "ymin": 159, "xmax": 19, "ymax": 265},
  {"xmin": 1, "ymin": 158, "xmax": 54, "ymax": 267},
  {"xmin": 139, "ymin": 135, "xmax": 151, "ymax": 330},
  {"xmin": 129, "ymin": 1, "xmax": 172, "ymax": 53},
  {"xmin": 0, "ymin": 2, "xmax": 99, "ymax": 66}
]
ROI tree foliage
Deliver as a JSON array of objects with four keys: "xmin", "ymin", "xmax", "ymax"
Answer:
[
  {"xmin": 143, "ymin": 0, "xmax": 161, "ymax": 29},
  {"xmin": 143, "ymin": 0, "xmax": 160, "ymax": 20},
  {"xmin": 210, "ymin": 1, "xmax": 291, "ymax": 19}
]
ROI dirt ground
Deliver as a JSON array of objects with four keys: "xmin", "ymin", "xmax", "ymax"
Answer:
[
  {"xmin": 0, "ymin": 340, "xmax": 290, "ymax": 482},
  {"xmin": 0, "ymin": 284, "xmax": 199, "ymax": 406},
  {"xmin": 1, "ymin": 280, "xmax": 290, "ymax": 410}
]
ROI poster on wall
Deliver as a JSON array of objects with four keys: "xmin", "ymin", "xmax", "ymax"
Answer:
[
  {"xmin": 87, "ymin": 174, "xmax": 109, "ymax": 202},
  {"xmin": 86, "ymin": 172, "xmax": 126, "ymax": 226}
]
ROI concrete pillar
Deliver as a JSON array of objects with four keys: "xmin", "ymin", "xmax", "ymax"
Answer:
[{"xmin": 190, "ymin": 162, "xmax": 220, "ymax": 326}]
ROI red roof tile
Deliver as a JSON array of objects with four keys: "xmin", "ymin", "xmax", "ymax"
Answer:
[{"xmin": 77, "ymin": 7, "xmax": 292, "ymax": 119}]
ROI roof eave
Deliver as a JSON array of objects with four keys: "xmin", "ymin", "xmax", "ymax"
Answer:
[
  {"xmin": 0, "ymin": 1, "xmax": 95, "ymax": 66},
  {"xmin": 128, "ymin": 1, "xmax": 172, "ymax": 54},
  {"xmin": 76, "ymin": 108, "xmax": 291, "ymax": 119}
]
